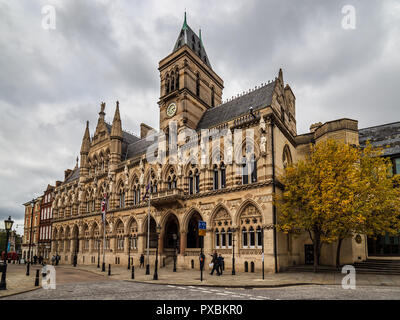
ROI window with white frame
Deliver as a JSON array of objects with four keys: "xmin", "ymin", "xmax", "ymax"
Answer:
[
  {"xmin": 215, "ymin": 229, "xmax": 220, "ymax": 248},
  {"xmin": 239, "ymin": 204, "xmax": 262, "ymax": 249},
  {"xmin": 212, "ymin": 207, "xmax": 232, "ymax": 249}
]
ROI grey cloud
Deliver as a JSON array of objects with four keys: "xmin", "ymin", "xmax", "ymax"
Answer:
[{"xmin": 0, "ymin": 0, "xmax": 399, "ymax": 233}]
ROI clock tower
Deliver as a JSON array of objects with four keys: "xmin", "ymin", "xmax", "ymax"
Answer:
[{"xmin": 158, "ymin": 13, "xmax": 224, "ymax": 134}]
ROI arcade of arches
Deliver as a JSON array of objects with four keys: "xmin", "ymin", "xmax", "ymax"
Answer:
[{"xmin": 51, "ymin": 202, "xmax": 274, "ymax": 272}]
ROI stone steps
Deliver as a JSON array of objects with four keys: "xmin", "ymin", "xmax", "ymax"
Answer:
[{"xmin": 286, "ymin": 259, "xmax": 400, "ymax": 275}]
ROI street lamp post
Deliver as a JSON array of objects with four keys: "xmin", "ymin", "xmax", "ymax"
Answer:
[
  {"xmin": 262, "ymin": 228, "xmax": 265, "ymax": 280},
  {"xmin": 97, "ymin": 239, "xmax": 100, "ymax": 268},
  {"xmin": 127, "ymin": 234, "xmax": 132, "ymax": 270},
  {"xmin": 232, "ymin": 228, "xmax": 236, "ymax": 275},
  {"xmin": 26, "ymin": 199, "xmax": 35, "ymax": 276},
  {"xmin": 172, "ymin": 233, "xmax": 177, "ymax": 272},
  {"xmin": 153, "ymin": 224, "xmax": 161, "ymax": 280},
  {"xmin": 1, "ymin": 216, "xmax": 14, "ymax": 290}
]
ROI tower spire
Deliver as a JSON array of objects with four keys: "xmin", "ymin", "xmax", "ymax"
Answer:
[
  {"xmin": 199, "ymin": 28, "xmax": 202, "ymax": 46},
  {"xmin": 111, "ymin": 100, "xmax": 122, "ymax": 139},
  {"xmin": 182, "ymin": 11, "xmax": 188, "ymax": 30}
]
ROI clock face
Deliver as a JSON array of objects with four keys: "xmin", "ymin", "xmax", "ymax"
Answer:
[{"xmin": 166, "ymin": 102, "xmax": 177, "ymax": 117}]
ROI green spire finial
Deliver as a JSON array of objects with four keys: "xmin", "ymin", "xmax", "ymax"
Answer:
[{"xmin": 182, "ymin": 11, "xmax": 188, "ymax": 30}]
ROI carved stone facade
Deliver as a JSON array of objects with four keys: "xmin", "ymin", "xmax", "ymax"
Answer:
[{"xmin": 46, "ymin": 15, "xmax": 369, "ymax": 273}]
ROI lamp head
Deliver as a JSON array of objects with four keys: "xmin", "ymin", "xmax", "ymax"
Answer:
[{"xmin": 4, "ymin": 216, "xmax": 14, "ymax": 231}]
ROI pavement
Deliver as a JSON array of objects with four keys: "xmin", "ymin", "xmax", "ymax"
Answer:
[
  {"xmin": 0, "ymin": 263, "xmax": 43, "ymax": 298},
  {"xmin": 55, "ymin": 263, "xmax": 400, "ymax": 288},
  {"xmin": 2, "ymin": 264, "xmax": 400, "ymax": 300}
]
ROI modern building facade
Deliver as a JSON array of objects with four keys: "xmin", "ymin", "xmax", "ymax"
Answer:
[
  {"xmin": 42, "ymin": 16, "xmax": 399, "ymax": 272},
  {"xmin": 359, "ymin": 122, "xmax": 400, "ymax": 256}
]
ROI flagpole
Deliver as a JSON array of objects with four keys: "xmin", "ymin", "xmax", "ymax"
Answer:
[
  {"xmin": 102, "ymin": 194, "xmax": 106, "ymax": 272},
  {"xmin": 146, "ymin": 194, "xmax": 150, "ymax": 275}
]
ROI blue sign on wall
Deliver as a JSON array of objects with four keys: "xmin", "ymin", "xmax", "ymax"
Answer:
[{"xmin": 198, "ymin": 221, "xmax": 206, "ymax": 230}]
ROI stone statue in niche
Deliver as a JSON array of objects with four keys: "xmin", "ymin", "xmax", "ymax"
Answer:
[{"xmin": 260, "ymin": 134, "xmax": 267, "ymax": 154}]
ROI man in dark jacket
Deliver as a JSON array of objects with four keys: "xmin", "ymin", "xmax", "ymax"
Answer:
[
  {"xmin": 217, "ymin": 254, "xmax": 224, "ymax": 276},
  {"xmin": 209, "ymin": 251, "xmax": 218, "ymax": 275},
  {"xmin": 139, "ymin": 254, "xmax": 145, "ymax": 268}
]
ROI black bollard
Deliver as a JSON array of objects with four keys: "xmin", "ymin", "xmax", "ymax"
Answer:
[
  {"xmin": 34, "ymin": 269, "xmax": 40, "ymax": 286},
  {"xmin": 26, "ymin": 263, "xmax": 30, "ymax": 276},
  {"xmin": 108, "ymin": 264, "xmax": 111, "ymax": 276},
  {"xmin": 131, "ymin": 266, "xmax": 134, "ymax": 279}
]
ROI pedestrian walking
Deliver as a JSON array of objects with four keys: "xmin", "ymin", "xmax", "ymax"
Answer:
[
  {"xmin": 139, "ymin": 254, "xmax": 145, "ymax": 268},
  {"xmin": 217, "ymin": 254, "xmax": 224, "ymax": 276},
  {"xmin": 33, "ymin": 255, "xmax": 38, "ymax": 264},
  {"xmin": 51, "ymin": 255, "xmax": 56, "ymax": 266},
  {"xmin": 209, "ymin": 251, "xmax": 218, "ymax": 275}
]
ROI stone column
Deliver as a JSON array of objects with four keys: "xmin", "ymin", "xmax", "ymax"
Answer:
[
  {"xmin": 124, "ymin": 236, "xmax": 130, "ymax": 254},
  {"xmin": 137, "ymin": 233, "xmax": 145, "ymax": 254},
  {"xmin": 204, "ymin": 228, "xmax": 213, "ymax": 256},
  {"xmin": 179, "ymin": 231, "xmax": 187, "ymax": 255}
]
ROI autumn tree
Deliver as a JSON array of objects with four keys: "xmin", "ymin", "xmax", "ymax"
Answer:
[{"xmin": 276, "ymin": 139, "xmax": 400, "ymax": 272}]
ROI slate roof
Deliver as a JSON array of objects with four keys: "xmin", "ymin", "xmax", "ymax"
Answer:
[
  {"xmin": 64, "ymin": 167, "xmax": 80, "ymax": 184},
  {"xmin": 104, "ymin": 123, "xmax": 140, "ymax": 144},
  {"xmin": 359, "ymin": 121, "xmax": 400, "ymax": 156},
  {"xmin": 173, "ymin": 17, "xmax": 211, "ymax": 68},
  {"xmin": 124, "ymin": 138, "xmax": 154, "ymax": 160},
  {"xmin": 197, "ymin": 81, "xmax": 276, "ymax": 130}
]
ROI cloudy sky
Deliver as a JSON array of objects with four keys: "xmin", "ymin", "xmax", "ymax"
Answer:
[{"xmin": 1, "ymin": 0, "xmax": 399, "ymax": 233}]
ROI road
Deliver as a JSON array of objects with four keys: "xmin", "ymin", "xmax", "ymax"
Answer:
[{"xmin": 2, "ymin": 267, "xmax": 400, "ymax": 300}]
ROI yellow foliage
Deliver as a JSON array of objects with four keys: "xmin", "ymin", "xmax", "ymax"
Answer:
[{"xmin": 276, "ymin": 139, "xmax": 400, "ymax": 246}]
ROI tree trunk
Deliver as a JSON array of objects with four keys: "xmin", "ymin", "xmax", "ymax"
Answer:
[
  {"xmin": 336, "ymin": 238, "xmax": 343, "ymax": 269},
  {"xmin": 313, "ymin": 233, "xmax": 320, "ymax": 273}
]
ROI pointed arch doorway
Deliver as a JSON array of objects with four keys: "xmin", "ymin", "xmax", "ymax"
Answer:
[
  {"xmin": 187, "ymin": 211, "xmax": 202, "ymax": 249},
  {"xmin": 163, "ymin": 214, "xmax": 180, "ymax": 253}
]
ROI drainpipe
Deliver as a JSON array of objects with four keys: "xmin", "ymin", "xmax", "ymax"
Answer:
[{"xmin": 271, "ymin": 118, "xmax": 278, "ymax": 273}]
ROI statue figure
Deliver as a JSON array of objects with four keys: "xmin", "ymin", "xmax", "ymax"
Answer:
[
  {"xmin": 260, "ymin": 135, "xmax": 267, "ymax": 153},
  {"xmin": 139, "ymin": 169, "xmax": 144, "ymax": 185},
  {"xmin": 226, "ymin": 145, "xmax": 233, "ymax": 164},
  {"xmin": 124, "ymin": 165, "xmax": 129, "ymax": 186},
  {"xmin": 259, "ymin": 116, "xmax": 266, "ymax": 133},
  {"xmin": 157, "ymin": 164, "xmax": 162, "ymax": 181}
]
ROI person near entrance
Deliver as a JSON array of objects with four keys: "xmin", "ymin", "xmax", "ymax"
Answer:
[
  {"xmin": 139, "ymin": 254, "xmax": 145, "ymax": 268},
  {"xmin": 209, "ymin": 251, "xmax": 218, "ymax": 275}
]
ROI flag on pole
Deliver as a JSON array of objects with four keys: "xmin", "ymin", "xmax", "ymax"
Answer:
[
  {"xmin": 142, "ymin": 182, "xmax": 151, "ymax": 202},
  {"xmin": 101, "ymin": 194, "xmax": 107, "ymax": 223}
]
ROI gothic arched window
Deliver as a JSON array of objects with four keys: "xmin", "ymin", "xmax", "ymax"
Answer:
[
  {"xmin": 175, "ymin": 68, "xmax": 179, "ymax": 90},
  {"xmin": 188, "ymin": 171, "xmax": 194, "ymax": 195},
  {"xmin": 196, "ymin": 73, "xmax": 200, "ymax": 97},
  {"xmin": 283, "ymin": 145, "xmax": 293, "ymax": 169},
  {"xmin": 194, "ymin": 169, "xmax": 200, "ymax": 193},
  {"xmin": 211, "ymin": 87, "xmax": 215, "ymax": 107},
  {"xmin": 213, "ymin": 165, "xmax": 219, "ymax": 190}
]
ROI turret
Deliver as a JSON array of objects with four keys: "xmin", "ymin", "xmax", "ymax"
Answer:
[
  {"xmin": 110, "ymin": 101, "xmax": 123, "ymax": 167},
  {"xmin": 80, "ymin": 121, "xmax": 91, "ymax": 177}
]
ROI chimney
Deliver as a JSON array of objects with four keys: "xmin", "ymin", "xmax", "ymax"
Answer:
[
  {"xmin": 64, "ymin": 169, "xmax": 72, "ymax": 180},
  {"xmin": 140, "ymin": 123, "xmax": 154, "ymax": 139},
  {"xmin": 310, "ymin": 122, "xmax": 323, "ymax": 133}
]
